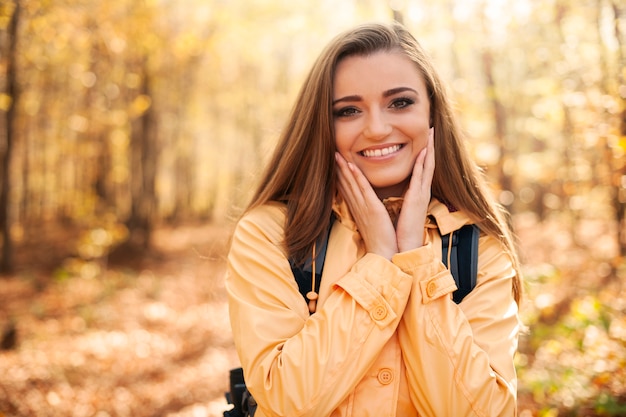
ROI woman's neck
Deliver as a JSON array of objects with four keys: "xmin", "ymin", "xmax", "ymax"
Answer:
[{"xmin": 373, "ymin": 178, "xmax": 410, "ymax": 200}]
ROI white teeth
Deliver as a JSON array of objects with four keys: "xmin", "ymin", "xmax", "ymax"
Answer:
[{"xmin": 361, "ymin": 145, "xmax": 401, "ymax": 158}]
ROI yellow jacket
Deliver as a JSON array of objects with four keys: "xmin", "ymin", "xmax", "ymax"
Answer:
[{"xmin": 226, "ymin": 198, "xmax": 519, "ymax": 417}]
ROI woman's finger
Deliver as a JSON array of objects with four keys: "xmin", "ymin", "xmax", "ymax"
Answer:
[
  {"xmin": 422, "ymin": 127, "xmax": 435, "ymax": 188},
  {"xmin": 335, "ymin": 153, "xmax": 365, "ymax": 206},
  {"xmin": 396, "ymin": 128, "xmax": 435, "ymax": 251},
  {"xmin": 335, "ymin": 152, "xmax": 397, "ymax": 258}
]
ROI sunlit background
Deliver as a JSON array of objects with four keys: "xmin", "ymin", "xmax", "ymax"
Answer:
[{"xmin": 0, "ymin": 0, "xmax": 625, "ymax": 415}]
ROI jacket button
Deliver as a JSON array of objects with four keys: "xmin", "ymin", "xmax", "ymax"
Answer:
[
  {"xmin": 371, "ymin": 305, "xmax": 387, "ymax": 321},
  {"xmin": 426, "ymin": 281, "xmax": 437, "ymax": 297},
  {"xmin": 377, "ymin": 368, "xmax": 394, "ymax": 385}
]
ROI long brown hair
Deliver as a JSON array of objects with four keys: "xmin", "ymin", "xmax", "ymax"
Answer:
[{"xmin": 246, "ymin": 22, "xmax": 522, "ymax": 304}]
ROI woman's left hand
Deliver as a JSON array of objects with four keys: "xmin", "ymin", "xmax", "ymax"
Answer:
[
  {"xmin": 335, "ymin": 152, "xmax": 398, "ymax": 260},
  {"xmin": 396, "ymin": 128, "xmax": 435, "ymax": 252}
]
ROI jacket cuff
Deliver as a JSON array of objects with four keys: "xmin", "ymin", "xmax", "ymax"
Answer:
[
  {"xmin": 391, "ymin": 242, "xmax": 435, "ymax": 274},
  {"xmin": 392, "ymin": 242, "xmax": 458, "ymax": 303},
  {"xmin": 418, "ymin": 269, "xmax": 457, "ymax": 304},
  {"xmin": 334, "ymin": 253, "xmax": 411, "ymax": 328}
]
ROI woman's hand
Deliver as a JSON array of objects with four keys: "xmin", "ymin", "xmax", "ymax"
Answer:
[
  {"xmin": 335, "ymin": 152, "xmax": 398, "ymax": 260},
  {"xmin": 396, "ymin": 128, "xmax": 435, "ymax": 252},
  {"xmin": 335, "ymin": 128, "xmax": 434, "ymax": 257}
]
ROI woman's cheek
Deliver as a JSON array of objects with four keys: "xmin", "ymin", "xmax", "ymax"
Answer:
[{"xmin": 334, "ymin": 140, "xmax": 353, "ymax": 164}]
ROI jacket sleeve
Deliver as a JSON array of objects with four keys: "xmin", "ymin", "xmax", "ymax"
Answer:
[
  {"xmin": 395, "ymin": 233, "xmax": 519, "ymax": 417},
  {"xmin": 226, "ymin": 205, "xmax": 413, "ymax": 417}
]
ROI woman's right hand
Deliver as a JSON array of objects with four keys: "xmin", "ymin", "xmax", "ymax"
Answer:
[
  {"xmin": 335, "ymin": 152, "xmax": 398, "ymax": 260},
  {"xmin": 395, "ymin": 128, "xmax": 435, "ymax": 252}
]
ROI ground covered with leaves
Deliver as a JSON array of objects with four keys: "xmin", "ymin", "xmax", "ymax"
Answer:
[
  {"xmin": 514, "ymin": 213, "xmax": 626, "ymax": 416},
  {"xmin": 0, "ymin": 222, "xmax": 238, "ymax": 417},
  {"xmin": 1, "ymin": 214, "xmax": 625, "ymax": 416}
]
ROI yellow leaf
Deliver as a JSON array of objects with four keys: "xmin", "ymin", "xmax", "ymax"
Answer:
[
  {"xmin": 0, "ymin": 93, "xmax": 12, "ymax": 111},
  {"xmin": 130, "ymin": 95, "xmax": 152, "ymax": 117}
]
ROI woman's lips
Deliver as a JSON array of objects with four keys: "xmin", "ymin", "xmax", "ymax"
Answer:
[{"xmin": 359, "ymin": 144, "xmax": 404, "ymax": 158}]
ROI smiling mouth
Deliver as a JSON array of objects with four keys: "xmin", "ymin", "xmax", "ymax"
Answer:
[{"xmin": 359, "ymin": 144, "xmax": 403, "ymax": 158}]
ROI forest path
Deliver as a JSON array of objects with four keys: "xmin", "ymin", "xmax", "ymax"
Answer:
[{"xmin": 0, "ymin": 222, "xmax": 238, "ymax": 417}]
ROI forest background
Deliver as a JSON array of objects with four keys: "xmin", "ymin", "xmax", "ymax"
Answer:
[{"xmin": 1, "ymin": 0, "xmax": 625, "ymax": 416}]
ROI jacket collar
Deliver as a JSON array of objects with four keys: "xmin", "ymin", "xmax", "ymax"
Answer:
[
  {"xmin": 427, "ymin": 199, "xmax": 472, "ymax": 235},
  {"xmin": 331, "ymin": 195, "xmax": 472, "ymax": 235}
]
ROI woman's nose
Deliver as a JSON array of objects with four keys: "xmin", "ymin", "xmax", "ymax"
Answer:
[{"xmin": 363, "ymin": 110, "xmax": 392, "ymax": 139}]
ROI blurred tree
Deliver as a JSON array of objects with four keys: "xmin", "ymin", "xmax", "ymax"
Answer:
[
  {"xmin": 0, "ymin": 0, "xmax": 19, "ymax": 273},
  {"xmin": 611, "ymin": 0, "xmax": 626, "ymax": 256},
  {"xmin": 479, "ymin": 46, "xmax": 511, "ymax": 197},
  {"xmin": 124, "ymin": 0, "xmax": 160, "ymax": 249},
  {"xmin": 127, "ymin": 67, "xmax": 157, "ymax": 249}
]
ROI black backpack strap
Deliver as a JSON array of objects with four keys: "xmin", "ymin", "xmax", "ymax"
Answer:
[
  {"xmin": 441, "ymin": 224, "xmax": 480, "ymax": 304},
  {"xmin": 290, "ymin": 215, "xmax": 334, "ymax": 302},
  {"xmin": 292, "ymin": 218, "xmax": 480, "ymax": 305}
]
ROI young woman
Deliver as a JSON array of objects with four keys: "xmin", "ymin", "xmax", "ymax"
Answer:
[{"xmin": 226, "ymin": 22, "xmax": 522, "ymax": 416}]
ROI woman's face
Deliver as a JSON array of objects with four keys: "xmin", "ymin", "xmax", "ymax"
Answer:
[{"xmin": 333, "ymin": 50, "xmax": 431, "ymax": 199}]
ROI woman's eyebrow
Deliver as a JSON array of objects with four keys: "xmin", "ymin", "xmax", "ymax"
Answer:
[
  {"xmin": 332, "ymin": 95, "xmax": 361, "ymax": 105},
  {"xmin": 333, "ymin": 87, "xmax": 418, "ymax": 105},
  {"xmin": 383, "ymin": 86, "xmax": 418, "ymax": 97}
]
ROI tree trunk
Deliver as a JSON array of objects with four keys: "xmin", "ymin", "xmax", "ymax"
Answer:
[
  {"xmin": 480, "ymin": 49, "xmax": 512, "ymax": 195},
  {"xmin": 476, "ymin": 2, "xmax": 513, "ymax": 201},
  {"xmin": 0, "ymin": 1, "xmax": 20, "ymax": 274},
  {"xmin": 127, "ymin": 64, "xmax": 158, "ymax": 249},
  {"xmin": 612, "ymin": 1, "xmax": 626, "ymax": 256},
  {"xmin": 170, "ymin": 66, "xmax": 195, "ymax": 222}
]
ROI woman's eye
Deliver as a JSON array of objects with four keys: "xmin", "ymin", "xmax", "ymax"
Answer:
[
  {"xmin": 390, "ymin": 97, "xmax": 415, "ymax": 109},
  {"xmin": 333, "ymin": 107, "xmax": 360, "ymax": 118}
]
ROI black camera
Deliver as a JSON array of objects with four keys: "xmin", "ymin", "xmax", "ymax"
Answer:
[{"xmin": 224, "ymin": 367, "xmax": 257, "ymax": 417}]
